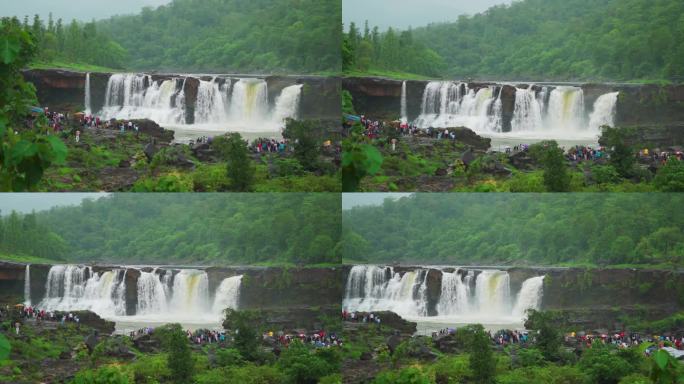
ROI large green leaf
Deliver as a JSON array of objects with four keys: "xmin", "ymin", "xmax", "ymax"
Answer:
[
  {"xmin": 9, "ymin": 140, "xmax": 37, "ymax": 165},
  {"xmin": 0, "ymin": 34, "xmax": 21, "ymax": 65},
  {"xmin": 0, "ymin": 333, "xmax": 10, "ymax": 360},
  {"xmin": 46, "ymin": 135, "xmax": 68, "ymax": 164},
  {"xmin": 653, "ymin": 349, "xmax": 669, "ymax": 370}
]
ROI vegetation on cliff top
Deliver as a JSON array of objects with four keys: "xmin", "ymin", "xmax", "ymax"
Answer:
[
  {"xmin": 345, "ymin": 0, "xmax": 684, "ymax": 82},
  {"xmin": 343, "ymin": 193, "xmax": 684, "ymax": 267}
]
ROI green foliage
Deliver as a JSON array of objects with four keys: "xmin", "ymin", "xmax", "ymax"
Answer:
[
  {"xmin": 342, "ymin": 141, "xmax": 383, "ymax": 191},
  {"xmin": 0, "ymin": 334, "xmax": 10, "ymax": 361},
  {"xmin": 497, "ymin": 365, "xmax": 588, "ymax": 384},
  {"xmin": 654, "ymin": 158, "xmax": 684, "ymax": 192},
  {"xmin": 222, "ymin": 309, "xmax": 261, "ymax": 361},
  {"xmin": 592, "ymin": 165, "xmax": 622, "ymax": 185},
  {"xmin": 466, "ymin": 324, "xmax": 496, "ymax": 384},
  {"xmin": 524, "ymin": 310, "xmax": 562, "ymax": 360},
  {"xmin": 0, "ymin": 19, "xmax": 68, "ymax": 191},
  {"xmin": 342, "ymin": 194, "xmax": 684, "ymax": 266},
  {"xmin": 529, "ymin": 141, "xmax": 570, "ymax": 192},
  {"xmin": 372, "ymin": 367, "xmax": 431, "ymax": 384},
  {"xmin": 344, "ymin": 22, "xmax": 446, "ymax": 77},
  {"xmin": 194, "ymin": 364, "xmax": 285, "ymax": 384},
  {"xmin": 601, "ymin": 127, "xmax": 636, "ymax": 178},
  {"xmin": 275, "ymin": 340, "xmax": 340, "ymax": 384},
  {"xmin": 215, "ymin": 348, "xmax": 244, "ymax": 368},
  {"xmin": 157, "ymin": 324, "xmax": 194, "ymax": 384},
  {"xmin": 578, "ymin": 344, "xmax": 638, "ymax": 384},
  {"xmin": 404, "ymin": 0, "xmax": 684, "ymax": 81},
  {"xmin": 283, "ymin": 120, "xmax": 324, "ymax": 172},
  {"xmin": 214, "ymin": 133, "xmax": 255, "ymax": 192},
  {"xmin": 71, "ymin": 366, "xmax": 130, "ymax": 384},
  {"xmin": 429, "ymin": 355, "xmax": 471, "ymax": 383},
  {"xmin": 149, "ymin": 145, "xmax": 195, "ymax": 170},
  {"xmin": 128, "ymin": 354, "xmax": 171, "ymax": 384},
  {"xmin": 342, "ymin": 90, "xmax": 356, "ymax": 115},
  {"xmin": 516, "ymin": 347, "xmax": 546, "ymax": 367},
  {"xmin": 131, "ymin": 173, "xmax": 194, "ymax": 192},
  {"xmin": 31, "ymin": 193, "xmax": 340, "ymax": 265},
  {"xmin": 98, "ymin": 0, "xmax": 340, "ymax": 73},
  {"xmin": 649, "ymin": 349, "xmax": 681, "ymax": 384}
]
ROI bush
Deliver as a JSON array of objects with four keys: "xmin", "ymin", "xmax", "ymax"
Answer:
[
  {"xmin": 430, "ymin": 355, "xmax": 471, "ymax": 383},
  {"xmin": 150, "ymin": 145, "xmax": 194, "ymax": 169},
  {"xmin": 131, "ymin": 173, "xmax": 193, "ymax": 192},
  {"xmin": 71, "ymin": 366, "xmax": 130, "ymax": 384},
  {"xmin": 591, "ymin": 165, "xmax": 621, "ymax": 185},
  {"xmin": 129, "ymin": 354, "xmax": 171, "ymax": 384},
  {"xmin": 215, "ymin": 348, "xmax": 244, "ymax": 368},
  {"xmin": 273, "ymin": 158, "xmax": 305, "ymax": 177},
  {"xmin": 276, "ymin": 340, "xmax": 339, "ymax": 384},
  {"xmin": 372, "ymin": 367, "xmax": 431, "ymax": 384},
  {"xmin": 194, "ymin": 365, "xmax": 285, "ymax": 384},
  {"xmin": 654, "ymin": 158, "xmax": 684, "ymax": 191},
  {"xmin": 517, "ymin": 347, "xmax": 546, "ymax": 367},
  {"xmin": 578, "ymin": 344, "xmax": 637, "ymax": 384},
  {"xmin": 497, "ymin": 365, "xmax": 588, "ymax": 384},
  {"xmin": 192, "ymin": 164, "xmax": 230, "ymax": 191}
]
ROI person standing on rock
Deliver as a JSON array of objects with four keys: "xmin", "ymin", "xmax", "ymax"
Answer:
[
  {"xmin": 15, "ymin": 321, "xmax": 20, "ymax": 335},
  {"xmin": 75, "ymin": 130, "xmax": 80, "ymax": 143}
]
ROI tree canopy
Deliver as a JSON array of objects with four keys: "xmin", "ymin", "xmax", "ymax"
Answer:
[
  {"xmin": 8, "ymin": 193, "xmax": 340, "ymax": 265},
  {"xmin": 98, "ymin": 0, "xmax": 341, "ymax": 74},
  {"xmin": 343, "ymin": 194, "xmax": 684, "ymax": 267},
  {"xmin": 347, "ymin": 0, "xmax": 684, "ymax": 81}
]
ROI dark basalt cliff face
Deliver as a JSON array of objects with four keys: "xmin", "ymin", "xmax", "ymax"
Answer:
[
  {"xmin": 343, "ymin": 77, "xmax": 684, "ymax": 146},
  {"xmin": 22, "ymin": 69, "xmax": 340, "ymax": 123}
]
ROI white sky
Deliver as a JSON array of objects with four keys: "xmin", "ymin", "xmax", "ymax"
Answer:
[
  {"xmin": 0, "ymin": 0, "xmax": 171, "ymax": 22},
  {"xmin": 0, "ymin": 193, "xmax": 109, "ymax": 215},
  {"xmin": 342, "ymin": 193, "xmax": 412, "ymax": 210}
]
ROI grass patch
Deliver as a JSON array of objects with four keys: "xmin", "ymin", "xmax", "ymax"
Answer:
[
  {"xmin": 343, "ymin": 68, "xmax": 434, "ymax": 81},
  {"xmin": 28, "ymin": 61, "xmax": 122, "ymax": 73},
  {"xmin": 0, "ymin": 253, "xmax": 62, "ymax": 264}
]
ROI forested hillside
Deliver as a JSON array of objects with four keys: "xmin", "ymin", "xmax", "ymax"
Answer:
[
  {"xmin": 99, "ymin": 0, "xmax": 341, "ymax": 73},
  {"xmin": 345, "ymin": 0, "xmax": 684, "ymax": 81},
  {"xmin": 343, "ymin": 194, "xmax": 684, "ymax": 266},
  {"xmin": 5, "ymin": 194, "xmax": 340, "ymax": 265}
]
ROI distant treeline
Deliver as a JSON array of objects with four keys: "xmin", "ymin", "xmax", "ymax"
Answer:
[
  {"xmin": 346, "ymin": 0, "xmax": 684, "ymax": 81},
  {"xmin": 7, "ymin": 194, "xmax": 340, "ymax": 265},
  {"xmin": 4, "ymin": 14, "xmax": 127, "ymax": 69},
  {"xmin": 343, "ymin": 194, "xmax": 684, "ymax": 266},
  {"xmin": 98, "ymin": 0, "xmax": 341, "ymax": 73}
]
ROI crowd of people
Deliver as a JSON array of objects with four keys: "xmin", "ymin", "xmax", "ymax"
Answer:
[
  {"xmin": 251, "ymin": 137, "xmax": 290, "ymax": 154},
  {"xmin": 80, "ymin": 114, "xmax": 141, "ymax": 136},
  {"xmin": 341, "ymin": 310, "xmax": 382, "ymax": 327},
  {"xmin": 565, "ymin": 330, "xmax": 684, "ymax": 350},
  {"xmin": 266, "ymin": 329, "xmax": 342, "ymax": 349}
]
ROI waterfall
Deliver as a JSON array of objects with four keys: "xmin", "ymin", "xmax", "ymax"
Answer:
[
  {"xmin": 212, "ymin": 275, "xmax": 242, "ymax": 314},
  {"xmin": 195, "ymin": 78, "xmax": 228, "ymax": 124},
  {"xmin": 272, "ymin": 84, "xmax": 303, "ymax": 123},
  {"xmin": 511, "ymin": 86, "xmax": 544, "ymax": 132},
  {"xmin": 229, "ymin": 78, "xmax": 269, "ymax": 122},
  {"xmin": 512, "ymin": 276, "xmax": 545, "ymax": 317},
  {"xmin": 437, "ymin": 270, "xmax": 470, "ymax": 316},
  {"xmin": 39, "ymin": 265, "xmax": 127, "ymax": 317},
  {"xmin": 345, "ymin": 266, "xmax": 545, "ymax": 323},
  {"xmin": 101, "ymin": 73, "xmax": 187, "ymax": 124},
  {"xmin": 136, "ymin": 270, "xmax": 168, "ymax": 315},
  {"xmin": 169, "ymin": 269, "xmax": 210, "ymax": 314},
  {"xmin": 342, "ymin": 265, "xmax": 428, "ymax": 317},
  {"xmin": 588, "ymin": 92, "xmax": 619, "ymax": 131},
  {"xmin": 84, "ymin": 73, "xmax": 91, "ymax": 115},
  {"xmin": 400, "ymin": 81, "xmax": 407, "ymax": 123},
  {"xmin": 546, "ymin": 86, "xmax": 585, "ymax": 131},
  {"xmin": 414, "ymin": 82, "xmax": 500, "ymax": 132},
  {"xmin": 24, "ymin": 265, "xmax": 31, "ymax": 306}
]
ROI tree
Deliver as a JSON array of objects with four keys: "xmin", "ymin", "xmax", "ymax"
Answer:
[
  {"xmin": 466, "ymin": 324, "xmax": 496, "ymax": 384},
  {"xmin": 0, "ymin": 19, "xmax": 67, "ymax": 191},
  {"xmin": 214, "ymin": 133, "xmax": 254, "ymax": 192},
  {"xmin": 600, "ymin": 127, "xmax": 635, "ymax": 178},
  {"xmin": 284, "ymin": 120, "xmax": 320, "ymax": 172},
  {"xmin": 524, "ymin": 310, "xmax": 561, "ymax": 360},
  {"xmin": 222, "ymin": 309, "xmax": 262, "ymax": 361},
  {"xmin": 276, "ymin": 340, "xmax": 339, "ymax": 384},
  {"xmin": 530, "ymin": 140, "xmax": 570, "ymax": 192},
  {"xmin": 654, "ymin": 158, "xmax": 684, "ymax": 192},
  {"xmin": 157, "ymin": 324, "xmax": 194, "ymax": 384}
]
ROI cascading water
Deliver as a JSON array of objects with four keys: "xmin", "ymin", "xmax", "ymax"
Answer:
[
  {"xmin": 511, "ymin": 86, "xmax": 544, "ymax": 132},
  {"xmin": 212, "ymin": 275, "xmax": 242, "ymax": 314},
  {"xmin": 414, "ymin": 82, "xmax": 617, "ymax": 138},
  {"xmin": 512, "ymin": 276, "xmax": 545, "ymax": 317},
  {"xmin": 195, "ymin": 78, "xmax": 228, "ymax": 124},
  {"xmin": 169, "ymin": 269, "xmax": 210, "ymax": 315},
  {"xmin": 272, "ymin": 84, "xmax": 304, "ymax": 123},
  {"xmin": 136, "ymin": 269, "xmax": 168, "ymax": 315},
  {"xmin": 343, "ymin": 265, "xmax": 429, "ymax": 317},
  {"xmin": 24, "ymin": 265, "xmax": 31, "ymax": 306},
  {"xmin": 400, "ymin": 81, "xmax": 407, "ymax": 123},
  {"xmin": 84, "ymin": 73, "xmax": 91, "ymax": 115},
  {"xmin": 546, "ymin": 86, "xmax": 585, "ymax": 132},
  {"xmin": 39, "ymin": 265, "xmax": 127, "ymax": 317},
  {"xmin": 344, "ymin": 266, "xmax": 545, "ymax": 324},
  {"xmin": 588, "ymin": 92, "xmax": 619, "ymax": 131},
  {"xmin": 229, "ymin": 78, "xmax": 269, "ymax": 123}
]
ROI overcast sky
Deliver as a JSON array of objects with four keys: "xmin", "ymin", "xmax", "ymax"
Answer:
[
  {"xmin": 0, "ymin": 193, "xmax": 109, "ymax": 215},
  {"xmin": 343, "ymin": 0, "xmax": 512, "ymax": 30},
  {"xmin": 342, "ymin": 193, "xmax": 412, "ymax": 210},
  {"xmin": 0, "ymin": 0, "xmax": 171, "ymax": 22}
]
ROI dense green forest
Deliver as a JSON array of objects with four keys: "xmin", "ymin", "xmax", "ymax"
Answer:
[
  {"xmin": 345, "ymin": 0, "xmax": 684, "ymax": 81},
  {"xmin": 343, "ymin": 21, "xmax": 446, "ymax": 78},
  {"xmin": 0, "ymin": 211, "xmax": 68, "ymax": 261},
  {"xmin": 2, "ymin": 194, "xmax": 340, "ymax": 265},
  {"xmin": 343, "ymin": 194, "xmax": 684, "ymax": 266},
  {"xmin": 4, "ymin": 14, "xmax": 127, "ymax": 70},
  {"xmin": 98, "ymin": 0, "xmax": 340, "ymax": 73}
]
